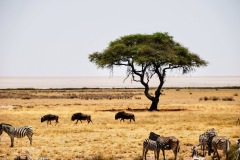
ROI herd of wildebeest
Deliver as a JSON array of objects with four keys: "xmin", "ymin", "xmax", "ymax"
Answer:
[{"xmin": 0, "ymin": 112, "xmax": 240, "ymax": 160}]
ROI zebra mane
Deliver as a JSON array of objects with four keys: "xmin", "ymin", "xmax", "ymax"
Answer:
[{"xmin": 0, "ymin": 123, "xmax": 12, "ymax": 127}]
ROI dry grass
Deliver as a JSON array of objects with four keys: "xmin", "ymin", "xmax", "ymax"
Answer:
[{"xmin": 0, "ymin": 88, "xmax": 240, "ymax": 160}]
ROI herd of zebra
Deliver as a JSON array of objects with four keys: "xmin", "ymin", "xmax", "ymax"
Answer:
[
  {"xmin": 0, "ymin": 112, "xmax": 240, "ymax": 160},
  {"xmin": 143, "ymin": 128, "xmax": 240, "ymax": 160}
]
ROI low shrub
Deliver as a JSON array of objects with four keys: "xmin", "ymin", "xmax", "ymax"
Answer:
[
  {"xmin": 222, "ymin": 97, "xmax": 234, "ymax": 101},
  {"xmin": 228, "ymin": 143, "xmax": 238, "ymax": 160},
  {"xmin": 233, "ymin": 93, "xmax": 238, "ymax": 96},
  {"xmin": 199, "ymin": 96, "xmax": 234, "ymax": 101}
]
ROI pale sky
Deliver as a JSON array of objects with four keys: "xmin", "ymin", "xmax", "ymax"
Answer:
[{"xmin": 0, "ymin": 0, "xmax": 239, "ymax": 77}]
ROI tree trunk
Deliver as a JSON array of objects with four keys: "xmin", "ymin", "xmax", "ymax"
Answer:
[
  {"xmin": 149, "ymin": 98, "xmax": 159, "ymax": 111},
  {"xmin": 148, "ymin": 77, "xmax": 163, "ymax": 111}
]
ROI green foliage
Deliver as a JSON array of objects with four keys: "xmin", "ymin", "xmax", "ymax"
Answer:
[
  {"xmin": 228, "ymin": 143, "xmax": 238, "ymax": 160},
  {"xmin": 89, "ymin": 32, "xmax": 208, "ymax": 74}
]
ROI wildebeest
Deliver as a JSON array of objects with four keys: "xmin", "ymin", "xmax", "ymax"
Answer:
[
  {"xmin": 41, "ymin": 114, "xmax": 59, "ymax": 125},
  {"xmin": 115, "ymin": 111, "xmax": 135, "ymax": 122},
  {"xmin": 71, "ymin": 112, "xmax": 92, "ymax": 124},
  {"xmin": 237, "ymin": 118, "xmax": 240, "ymax": 125}
]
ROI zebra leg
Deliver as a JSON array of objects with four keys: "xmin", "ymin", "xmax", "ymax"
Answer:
[
  {"xmin": 162, "ymin": 149, "xmax": 166, "ymax": 160},
  {"xmin": 27, "ymin": 134, "xmax": 32, "ymax": 146},
  {"xmin": 10, "ymin": 136, "xmax": 14, "ymax": 147},
  {"xmin": 157, "ymin": 149, "xmax": 160, "ymax": 160},
  {"xmin": 174, "ymin": 150, "xmax": 177, "ymax": 160},
  {"xmin": 142, "ymin": 148, "xmax": 148, "ymax": 160},
  {"xmin": 237, "ymin": 150, "xmax": 240, "ymax": 160},
  {"xmin": 213, "ymin": 148, "xmax": 220, "ymax": 160},
  {"xmin": 154, "ymin": 150, "xmax": 156, "ymax": 160},
  {"xmin": 216, "ymin": 150, "xmax": 220, "ymax": 160}
]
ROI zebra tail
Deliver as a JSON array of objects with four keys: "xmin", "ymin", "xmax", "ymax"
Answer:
[
  {"xmin": 225, "ymin": 139, "xmax": 230, "ymax": 156},
  {"xmin": 177, "ymin": 140, "xmax": 180, "ymax": 152}
]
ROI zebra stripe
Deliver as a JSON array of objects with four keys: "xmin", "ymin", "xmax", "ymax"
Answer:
[
  {"xmin": 143, "ymin": 139, "xmax": 160, "ymax": 160},
  {"xmin": 0, "ymin": 123, "xmax": 33, "ymax": 147},
  {"xmin": 14, "ymin": 126, "xmax": 33, "ymax": 138}
]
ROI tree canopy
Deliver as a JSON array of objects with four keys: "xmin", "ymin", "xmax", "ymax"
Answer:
[{"xmin": 89, "ymin": 32, "xmax": 208, "ymax": 110}]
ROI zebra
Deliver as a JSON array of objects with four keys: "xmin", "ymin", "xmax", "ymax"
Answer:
[
  {"xmin": 199, "ymin": 134, "xmax": 208, "ymax": 156},
  {"xmin": 192, "ymin": 145, "xmax": 200, "ymax": 158},
  {"xmin": 38, "ymin": 156, "xmax": 48, "ymax": 160},
  {"xmin": 236, "ymin": 139, "xmax": 240, "ymax": 160},
  {"xmin": 14, "ymin": 150, "xmax": 32, "ymax": 160},
  {"xmin": 149, "ymin": 132, "xmax": 180, "ymax": 160},
  {"xmin": 143, "ymin": 139, "xmax": 161, "ymax": 160},
  {"xmin": 207, "ymin": 135, "xmax": 230, "ymax": 160},
  {"xmin": 192, "ymin": 156, "xmax": 205, "ymax": 160},
  {"xmin": 0, "ymin": 123, "xmax": 33, "ymax": 147},
  {"xmin": 203, "ymin": 128, "xmax": 218, "ymax": 155},
  {"xmin": 191, "ymin": 145, "xmax": 206, "ymax": 160}
]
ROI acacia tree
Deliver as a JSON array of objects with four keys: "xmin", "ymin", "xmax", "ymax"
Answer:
[{"xmin": 89, "ymin": 32, "xmax": 208, "ymax": 111}]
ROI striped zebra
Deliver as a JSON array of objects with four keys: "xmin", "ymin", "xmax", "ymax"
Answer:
[
  {"xmin": 236, "ymin": 139, "xmax": 240, "ymax": 160},
  {"xmin": 191, "ymin": 145, "xmax": 200, "ymax": 158},
  {"xmin": 207, "ymin": 135, "xmax": 230, "ymax": 160},
  {"xmin": 199, "ymin": 134, "xmax": 208, "ymax": 156},
  {"xmin": 149, "ymin": 132, "xmax": 180, "ymax": 160},
  {"xmin": 203, "ymin": 128, "xmax": 231, "ymax": 159},
  {"xmin": 143, "ymin": 139, "xmax": 161, "ymax": 160},
  {"xmin": 0, "ymin": 123, "xmax": 33, "ymax": 147}
]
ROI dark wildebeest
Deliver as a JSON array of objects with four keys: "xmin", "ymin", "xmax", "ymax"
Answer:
[
  {"xmin": 71, "ymin": 112, "xmax": 92, "ymax": 124},
  {"xmin": 237, "ymin": 118, "xmax": 240, "ymax": 125},
  {"xmin": 115, "ymin": 111, "xmax": 135, "ymax": 122},
  {"xmin": 41, "ymin": 114, "xmax": 59, "ymax": 125}
]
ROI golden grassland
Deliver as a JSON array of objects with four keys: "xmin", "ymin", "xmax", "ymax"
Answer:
[{"xmin": 0, "ymin": 88, "xmax": 240, "ymax": 160}]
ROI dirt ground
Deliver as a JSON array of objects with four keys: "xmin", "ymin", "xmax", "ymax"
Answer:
[{"xmin": 0, "ymin": 88, "xmax": 239, "ymax": 159}]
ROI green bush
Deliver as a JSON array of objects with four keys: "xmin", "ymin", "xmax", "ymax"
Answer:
[{"xmin": 228, "ymin": 143, "xmax": 238, "ymax": 160}]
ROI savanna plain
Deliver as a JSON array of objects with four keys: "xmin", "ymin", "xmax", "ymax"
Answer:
[{"xmin": 0, "ymin": 88, "xmax": 239, "ymax": 160}]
